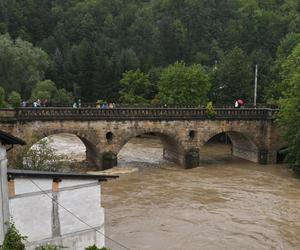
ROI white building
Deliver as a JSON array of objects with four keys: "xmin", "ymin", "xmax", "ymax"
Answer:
[{"xmin": 0, "ymin": 130, "xmax": 117, "ymax": 249}]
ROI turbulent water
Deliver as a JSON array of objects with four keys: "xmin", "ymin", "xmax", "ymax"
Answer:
[{"xmin": 46, "ymin": 134, "xmax": 300, "ymax": 250}]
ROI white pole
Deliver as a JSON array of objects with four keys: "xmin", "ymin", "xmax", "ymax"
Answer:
[{"xmin": 254, "ymin": 64, "xmax": 258, "ymax": 108}]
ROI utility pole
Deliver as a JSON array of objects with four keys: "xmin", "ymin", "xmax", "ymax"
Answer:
[{"xmin": 254, "ymin": 64, "xmax": 258, "ymax": 108}]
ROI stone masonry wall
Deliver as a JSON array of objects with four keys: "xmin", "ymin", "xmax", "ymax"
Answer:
[{"xmin": 1, "ymin": 118, "xmax": 283, "ymax": 169}]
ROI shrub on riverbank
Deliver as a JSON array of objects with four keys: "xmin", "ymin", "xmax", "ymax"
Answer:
[
  {"xmin": 1, "ymin": 221, "xmax": 27, "ymax": 250},
  {"xmin": 85, "ymin": 245, "xmax": 110, "ymax": 250}
]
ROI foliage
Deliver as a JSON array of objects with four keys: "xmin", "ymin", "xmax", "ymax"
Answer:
[
  {"xmin": 85, "ymin": 245, "xmax": 110, "ymax": 250},
  {"xmin": 1, "ymin": 0, "xmax": 300, "ymax": 103},
  {"xmin": 119, "ymin": 70, "xmax": 152, "ymax": 104},
  {"xmin": 16, "ymin": 138, "xmax": 68, "ymax": 171},
  {"xmin": 206, "ymin": 101, "xmax": 217, "ymax": 118},
  {"xmin": 30, "ymin": 80, "xmax": 58, "ymax": 102},
  {"xmin": 0, "ymin": 86, "xmax": 6, "ymax": 108},
  {"xmin": 277, "ymin": 44, "xmax": 300, "ymax": 171},
  {"xmin": 8, "ymin": 91, "xmax": 21, "ymax": 108},
  {"xmin": 35, "ymin": 245, "xmax": 64, "ymax": 250},
  {"xmin": 2, "ymin": 221, "xmax": 27, "ymax": 250},
  {"xmin": 157, "ymin": 62, "xmax": 210, "ymax": 105},
  {"xmin": 0, "ymin": 34, "xmax": 49, "ymax": 99},
  {"xmin": 266, "ymin": 33, "xmax": 300, "ymax": 104},
  {"xmin": 52, "ymin": 88, "xmax": 74, "ymax": 104},
  {"xmin": 212, "ymin": 47, "xmax": 253, "ymax": 104},
  {"xmin": 30, "ymin": 80, "xmax": 73, "ymax": 104}
]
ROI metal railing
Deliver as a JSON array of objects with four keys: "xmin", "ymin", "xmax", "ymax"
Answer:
[{"xmin": 0, "ymin": 107, "xmax": 278, "ymax": 122}]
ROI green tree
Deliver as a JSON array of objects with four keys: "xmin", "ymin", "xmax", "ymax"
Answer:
[
  {"xmin": 265, "ymin": 33, "xmax": 300, "ymax": 104},
  {"xmin": 1, "ymin": 0, "xmax": 300, "ymax": 104},
  {"xmin": 20, "ymin": 138, "xmax": 68, "ymax": 171},
  {"xmin": 30, "ymin": 80, "xmax": 73, "ymax": 104},
  {"xmin": 0, "ymin": 34, "xmax": 49, "ymax": 98},
  {"xmin": 0, "ymin": 86, "xmax": 6, "ymax": 108},
  {"xmin": 157, "ymin": 61, "xmax": 210, "ymax": 105},
  {"xmin": 212, "ymin": 47, "xmax": 253, "ymax": 104},
  {"xmin": 119, "ymin": 70, "xmax": 152, "ymax": 104},
  {"xmin": 277, "ymin": 44, "xmax": 300, "ymax": 172},
  {"xmin": 52, "ymin": 88, "xmax": 73, "ymax": 104},
  {"xmin": 8, "ymin": 91, "xmax": 21, "ymax": 107},
  {"xmin": 30, "ymin": 80, "xmax": 57, "ymax": 102}
]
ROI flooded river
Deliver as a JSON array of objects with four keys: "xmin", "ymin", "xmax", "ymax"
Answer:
[
  {"xmin": 105, "ymin": 138, "xmax": 300, "ymax": 250},
  {"xmin": 47, "ymin": 134, "xmax": 300, "ymax": 250}
]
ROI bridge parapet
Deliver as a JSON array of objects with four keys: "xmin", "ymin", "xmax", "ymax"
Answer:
[
  {"xmin": 0, "ymin": 108, "xmax": 278, "ymax": 122},
  {"xmin": 0, "ymin": 109, "xmax": 16, "ymax": 122},
  {"xmin": 0, "ymin": 107, "xmax": 283, "ymax": 170}
]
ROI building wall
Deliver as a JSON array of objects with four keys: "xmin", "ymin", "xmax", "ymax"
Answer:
[
  {"xmin": 0, "ymin": 143, "xmax": 9, "ymax": 245},
  {"xmin": 9, "ymin": 178, "xmax": 105, "ymax": 249}
]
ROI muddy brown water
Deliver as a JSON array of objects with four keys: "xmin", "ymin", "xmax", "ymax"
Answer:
[{"xmin": 46, "ymin": 134, "xmax": 300, "ymax": 250}]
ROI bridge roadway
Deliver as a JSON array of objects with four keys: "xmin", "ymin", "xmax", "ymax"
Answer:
[{"xmin": 0, "ymin": 107, "xmax": 283, "ymax": 170}]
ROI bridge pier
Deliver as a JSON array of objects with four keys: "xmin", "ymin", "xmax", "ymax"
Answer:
[
  {"xmin": 232, "ymin": 146, "xmax": 277, "ymax": 164},
  {"xmin": 163, "ymin": 148, "xmax": 182, "ymax": 165},
  {"xmin": 86, "ymin": 148, "xmax": 102, "ymax": 170},
  {"xmin": 101, "ymin": 152, "xmax": 117, "ymax": 170},
  {"xmin": 258, "ymin": 148, "xmax": 269, "ymax": 164},
  {"xmin": 185, "ymin": 149, "xmax": 200, "ymax": 169},
  {"xmin": 232, "ymin": 145, "xmax": 260, "ymax": 163},
  {"xmin": 163, "ymin": 148, "xmax": 200, "ymax": 169}
]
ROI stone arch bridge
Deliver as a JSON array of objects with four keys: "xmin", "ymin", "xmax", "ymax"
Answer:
[{"xmin": 0, "ymin": 107, "xmax": 283, "ymax": 170}]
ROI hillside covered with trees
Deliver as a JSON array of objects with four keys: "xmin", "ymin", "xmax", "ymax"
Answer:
[{"xmin": 0, "ymin": 0, "xmax": 299, "ymax": 105}]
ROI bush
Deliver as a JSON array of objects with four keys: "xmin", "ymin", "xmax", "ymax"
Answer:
[
  {"xmin": 2, "ymin": 221, "xmax": 27, "ymax": 250},
  {"xmin": 24, "ymin": 139, "xmax": 64, "ymax": 171},
  {"xmin": 35, "ymin": 245, "xmax": 64, "ymax": 250},
  {"xmin": 0, "ymin": 86, "xmax": 7, "ymax": 108},
  {"xmin": 85, "ymin": 245, "xmax": 110, "ymax": 250},
  {"xmin": 206, "ymin": 101, "xmax": 217, "ymax": 118},
  {"xmin": 15, "ymin": 138, "xmax": 68, "ymax": 171},
  {"xmin": 8, "ymin": 91, "xmax": 21, "ymax": 107}
]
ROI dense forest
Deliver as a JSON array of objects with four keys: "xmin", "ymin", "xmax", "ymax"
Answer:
[
  {"xmin": 0, "ymin": 0, "xmax": 300, "ymax": 105},
  {"xmin": 0, "ymin": 0, "xmax": 300, "ymax": 167}
]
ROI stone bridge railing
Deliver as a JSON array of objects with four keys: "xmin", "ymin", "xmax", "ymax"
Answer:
[{"xmin": 0, "ymin": 108, "xmax": 278, "ymax": 122}]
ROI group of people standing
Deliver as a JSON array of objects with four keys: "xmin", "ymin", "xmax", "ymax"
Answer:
[
  {"xmin": 72, "ymin": 99, "xmax": 81, "ymax": 108},
  {"xmin": 72, "ymin": 100, "xmax": 116, "ymax": 109},
  {"xmin": 21, "ymin": 99, "xmax": 49, "ymax": 107},
  {"xmin": 20, "ymin": 99, "xmax": 246, "ymax": 109},
  {"xmin": 95, "ymin": 101, "xmax": 115, "ymax": 109}
]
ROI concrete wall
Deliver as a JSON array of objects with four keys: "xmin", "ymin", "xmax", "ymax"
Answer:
[
  {"xmin": 0, "ymin": 143, "xmax": 9, "ymax": 245},
  {"xmin": 9, "ymin": 178, "xmax": 105, "ymax": 250}
]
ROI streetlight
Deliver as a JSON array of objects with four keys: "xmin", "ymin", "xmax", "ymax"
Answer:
[{"xmin": 254, "ymin": 64, "xmax": 258, "ymax": 108}]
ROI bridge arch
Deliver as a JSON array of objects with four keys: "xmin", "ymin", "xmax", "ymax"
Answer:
[
  {"xmin": 114, "ymin": 129, "xmax": 187, "ymax": 167},
  {"xmin": 201, "ymin": 130, "xmax": 260, "ymax": 163},
  {"xmin": 1, "ymin": 107, "xmax": 281, "ymax": 168},
  {"xmin": 11, "ymin": 129, "xmax": 102, "ymax": 169}
]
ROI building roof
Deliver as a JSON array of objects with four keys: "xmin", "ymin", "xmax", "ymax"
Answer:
[
  {"xmin": 0, "ymin": 130, "xmax": 26, "ymax": 145},
  {"xmin": 7, "ymin": 168, "xmax": 118, "ymax": 182}
]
